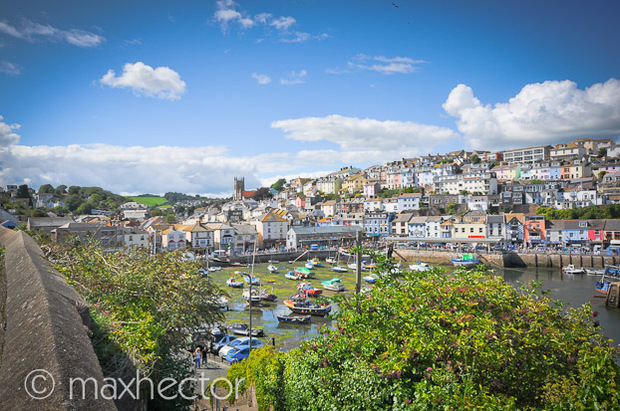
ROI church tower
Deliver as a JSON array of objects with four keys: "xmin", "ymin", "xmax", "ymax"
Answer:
[{"xmin": 233, "ymin": 177, "xmax": 245, "ymax": 201}]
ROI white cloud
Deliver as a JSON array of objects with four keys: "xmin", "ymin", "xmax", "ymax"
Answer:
[
  {"xmin": 280, "ymin": 70, "xmax": 307, "ymax": 85},
  {"xmin": 99, "ymin": 62, "xmax": 186, "ymax": 100},
  {"xmin": 0, "ymin": 19, "xmax": 104, "ymax": 47},
  {"xmin": 0, "ymin": 116, "xmax": 20, "ymax": 146},
  {"xmin": 443, "ymin": 78, "xmax": 620, "ymax": 150},
  {"xmin": 270, "ymin": 16, "xmax": 296, "ymax": 31},
  {"xmin": 271, "ymin": 114, "xmax": 459, "ymax": 152},
  {"xmin": 254, "ymin": 13, "xmax": 272, "ymax": 24},
  {"xmin": 327, "ymin": 54, "xmax": 426, "ymax": 75},
  {"xmin": 0, "ymin": 60, "xmax": 20, "ymax": 76},
  {"xmin": 251, "ymin": 73, "xmax": 271, "ymax": 85}
]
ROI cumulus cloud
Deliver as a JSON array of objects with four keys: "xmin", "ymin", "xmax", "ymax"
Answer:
[
  {"xmin": 280, "ymin": 70, "xmax": 307, "ymax": 85},
  {"xmin": 443, "ymin": 78, "xmax": 620, "ymax": 149},
  {"xmin": 251, "ymin": 73, "xmax": 271, "ymax": 85},
  {"xmin": 271, "ymin": 114, "xmax": 459, "ymax": 152},
  {"xmin": 0, "ymin": 116, "xmax": 20, "ymax": 146},
  {"xmin": 327, "ymin": 54, "xmax": 426, "ymax": 75},
  {"xmin": 0, "ymin": 60, "xmax": 20, "ymax": 76},
  {"xmin": 0, "ymin": 19, "xmax": 104, "ymax": 47},
  {"xmin": 270, "ymin": 16, "xmax": 296, "ymax": 31},
  {"xmin": 99, "ymin": 62, "xmax": 186, "ymax": 100}
]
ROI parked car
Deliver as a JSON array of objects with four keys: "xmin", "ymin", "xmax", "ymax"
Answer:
[
  {"xmin": 211, "ymin": 334, "xmax": 237, "ymax": 354},
  {"xmin": 224, "ymin": 346, "xmax": 259, "ymax": 363},
  {"xmin": 218, "ymin": 337, "xmax": 264, "ymax": 358}
]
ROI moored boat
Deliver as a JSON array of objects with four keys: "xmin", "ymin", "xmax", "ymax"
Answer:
[
  {"xmin": 285, "ymin": 271, "xmax": 301, "ymax": 280},
  {"xmin": 267, "ymin": 264, "xmax": 278, "ymax": 273},
  {"xmin": 297, "ymin": 281, "xmax": 322, "ymax": 297},
  {"xmin": 562, "ymin": 264, "xmax": 586, "ymax": 275},
  {"xmin": 230, "ymin": 323, "xmax": 265, "ymax": 337},
  {"xmin": 321, "ymin": 277, "xmax": 345, "ymax": 292},
  {"xmin": 309, "ymin": 258, "xmax": 323, "ymax": 267},
  {"xmin": 242, "ymin": 273, "xmax": 260, "ymax": 285},
  {"xmin": 451, "ymin": 254, "xmax": 481, "ymax": 268},
  {"xmin": 295, "ymin": 266, "xmax": 314, "ymax": 278},
  {"xmin": 226, "ymin": 276, "xmax": 244, "ymax": 288},
  {"xmin": 362, "ymin": 273, "xmax": 380, "ymax": 284},
  {"xmin": 332, "ymin": 266, "xmax": 348, "ymax": 273},
  {"xmin": 409, "ymin": 261, "xmax": 432, "ymax": 272},
  {"xmin": 283, "ymin": 293, "xmax": 332, "ymax": 316},
  {"xmin": 242, "ymin": 287, "xmax": 262, "ymax": 303},
  {"xmin": 276, "ymin": 314, "xmax": 311, "ymax": 324},
  {"xmin": 585, "ymin": 268, "xmax": 606, "ymax": 275}
]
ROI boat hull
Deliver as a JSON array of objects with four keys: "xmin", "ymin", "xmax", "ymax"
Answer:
[{"xmin": 276, "ymin": 315, "xmax": 311, "ymax": 324}]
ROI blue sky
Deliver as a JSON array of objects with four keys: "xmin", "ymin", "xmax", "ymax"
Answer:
[{"xmin": 0, "ymin": 0, "xmax": 618, "ymax": 196}]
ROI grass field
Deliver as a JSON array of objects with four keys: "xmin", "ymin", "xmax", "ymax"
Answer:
[{"xmin": 128, "ymin": 196, "xmax": 168, "ymax": 207}]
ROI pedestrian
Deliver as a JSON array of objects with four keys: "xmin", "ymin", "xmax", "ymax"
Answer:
[
  {"xmin": 193, "ymin": 346, "xmax": 201, "ymax": 368},
  {"xmin": 202, "ymin": 342, "xmax": 209, "ymax": 366}
]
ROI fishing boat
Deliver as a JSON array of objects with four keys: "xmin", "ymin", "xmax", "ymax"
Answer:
[
  {"xmin": 226, "ymin": 276, "xmax": 244, "ymax": 288},
  {"xmin": 285, "ymin": 271, "xmax": 301, "ymax": 280},
  {"xmin": 297, "ymin": 281, "xmax": 322, "ymax": 297},
  {"xmin": 321, "ymin": 277, "xmax": 345, "ymax": 292},
  {"xmin": 305, "ymin": 262, "xmax": 314, "ymax": 269},
  {"xmin": 332, "ymin": 265, "xmax": 348, "ymax": 273},
  {"xmin": 276, "ymin": 315, "xmax": 311, "ymax": 324},
  {"xmin": 230, "ymin": 323, "xmax": 265, "ymax": 337},
  {"xmin": 242, "ymin": 274, "xmax": 260, "ymax": 285},
  {"xmin": 294, "ymin": 266, "xmax": 314, "ymax": 278},
  {"xmin": 451, "ymin": 254, "xmax": 481, "ymax": 268},
  {"xmin": 242, "ymin": 287, "xmax": 262, "ymax": 303},
  {"xmin": 362, "ymin": 273, "xmax": 380, "ymax": 284},
  {"xmin": 260, "ymin": 283, "xmax": 278, "ymax": 302},
  {"xmin": 409, "ymin": 261, "xmax": 432, "ymax": 272},
  {"xmin": 596, "ymin": 275, "xmax": 611, "ymax": 294},
  {"xmin": 308, "ymin": 258, "xmax": 323, "ymax": 267},
  {"xmin": 267, "ymin": 264, "xmax": 278, "ymax": 273},
  {"xmin": 562, "ymin": 264, "xmax": 586, "ymax": 275},
  {"xmin": 283, "ymin": 293, "xmax": 332, "ymax": 316}
]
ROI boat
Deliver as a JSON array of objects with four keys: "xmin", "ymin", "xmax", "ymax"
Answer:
[
  {"xmin": 347, "ymin": 262, "xmax": 366, "ymax": 271},
  {"xmin": 605, "ymin": 266, "xmax": 620, "ymax": 276},
  {"xmin": 230, "ymin": 323, "xmax": 265, "ymax": 337},
  {"xmin": 242, "ymin": 274, "xmax": 260, "ymax": 285},
  {"xmin": 276, "ymin": 315, "xmax": 311, "ymax": 324},
  {"xmin": 305, "ymin": 262, "xmax": 314, "ymax": 269},
  {"xmin": 285, "ymin": 271, "xmax": 301, "ymax": 280},
  {"xmin": 585, "ymin": 268, "xmax": 606, "ymax": 275},
  {"xmin": 260, "ymin": 284, "xmax": 278, "ymax": 302},
  {"xmin": 362, "ymin": 273, "xmax": 380, "ymax": 284},
  {"xmin": 451, "ymin": 254, "xmax": 481, "ymax": 268},
  {"xmin": 332, "ymin": 266, "xmax": 348, "ymax": 273},
  {"xmin": 409, "ymin": 261, "xmax": 432, "ymax": 272},
  {"xmin": 321, "ymin": 277, "xmax": 345, "ymax": 292},
  {"xmin": 242, "ymin": 287, "xmax": 262, "ymax": 303},
  {"xmin": 325, "ymin": 257, "xmax": 336, "ymax": 265},
  {"xmin": 283, "ymin": 293, "xmax": 332, "ymax": 316},
  {"xmin": 267, "ymin": 264, "xmax": 278, "ymax": 273},
  {"xmin": 267, "ymin": 259, "xmax": 279, "ymax": 264},
  {"xmin": 562, "ymin": 264, "xmax": 586, "ymax": 275},
  {"xmin": 362, "ymin": 261, "xmax": 377, "ymax": 270},
  {"xmin": 308, "ymin": 258, "xmax": 323, "ymax": 267},
  {"xmin": 294, "ymin": 266, "xmax": 314, "ymax": 278},
  {"xmin": 226, "ymin": 276, "xmax": 244, "ymax": 288},
  {"xmin": 297, "ymin": 281, "xmax": 322, "ymax": 297},
  {"xmin": 596, "ymin": 275, "xmax": 611, "ymax": 294}
]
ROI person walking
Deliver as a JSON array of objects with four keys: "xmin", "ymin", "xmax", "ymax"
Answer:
[
  {"xmin": 193, "ymin": 346, "xmax": 201, "ymax": 368},
  {"xmin": 202, "ymin": 342, "xmax": 209, "ymax": 367}
]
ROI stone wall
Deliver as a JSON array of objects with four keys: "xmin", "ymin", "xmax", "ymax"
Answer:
[{"xmin": 0, "ymin": 227, "xmax": 116, "ymax": 410}]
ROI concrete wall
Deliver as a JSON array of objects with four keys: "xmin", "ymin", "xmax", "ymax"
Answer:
[{"xmin": 0, "ymin": 227, "xmax": 116, "ymax": 410}]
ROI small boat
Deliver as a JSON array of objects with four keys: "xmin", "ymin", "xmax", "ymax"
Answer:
[
  {"xmin": 285, "ymin": 271, "xmax": 301, "ymax": 280},
  {"xmin": 210, "ymin": 296, "xmax": 229, "ymax": 310},
  {"xmin": 230, "ymin": 323, "xmax": 265, "ymax": 337},
  {"xmin": 605, "ymin": 266, "xmax": 620, "ymax": 276},
  {"xmin": 309, "ymin": 258, "xmax": 323, "ymax": 267},
  {"xmin": 226, "ymin": 277, "xmax": 244, "ymax": 288},
  {"xmin": 321, "ymin": 277, "xmax": 345, "ymax": 292},
  {"xmin": 283, "ymin": 293, "xmax": 332, "ymax": 316},
  {"xmin": 242, "ymin": 274, "xmax": 260, "ymax": 285},
  {"xmin": 325, "ymin": 257, "xmax": 336, "ymax": 265},
  {"xmin": 451, "ymin": 254, "xmax": 481, "ymax": 268},
  {"xmin": 562, "ymin": 264, "xmax": 586, "ymax": 275},
  {"xmin": 267, "ymin": 259, "xmax": 279, "ymax": 264},
  {"xmin": 363, "ymin": 273, "xmax": 380, "ymax": 284},
  {"xmin": 332, "ymin": 266, "xmax": 348, "ymax": 273},
  {"xmin": 260, "ymin": 284, "xmax": 278, "ymax": 302},
  {"xmin": 596, "ymin": 275, "xmax": 611, "ymax": 294},
  {"xmin": 297, "ymin": 281, "xmax": 323, "ymax": 297},
  {"xmin": 409, "ymin": 261, "xmax": 432, "ymax": 272},
  {"xmin": 242, "ymin": 287, "xmax": 263, "ymax": 303},
  {"xmin": 277, "ymin": 315, "xmax": 311, "ymax": 324},
  {"xmin": 267, "ymin": 264, "xmax": 278, "ymax": 273},
  {"xmin": 305, "ymin": 262, "xmax": 314, "ymax": 269},
  {"xmin": 347, "ymin": 262, "xmax": 366, "ymax": 271},
  {"xmin": 362, "ymin": 261, "xmax": 377, "ymax": 270},
  {"xmin": 585, "ymin": 268, "xmax": 606, "ymax": 275},
  {"xmin": 295, "ymin": 266, "xmax": 314, "ymax": 278}
]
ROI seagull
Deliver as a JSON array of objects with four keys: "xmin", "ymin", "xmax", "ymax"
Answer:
[{"xmin": 392, "ymin": 2, "xmax": 399, "ymax": 8}]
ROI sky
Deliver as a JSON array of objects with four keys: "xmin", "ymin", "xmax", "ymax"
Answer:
[{"xmin": 0, "ymin": 0, "xmax": 619, "ymax": 196}]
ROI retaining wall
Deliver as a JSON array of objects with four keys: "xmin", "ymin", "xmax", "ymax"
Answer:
[{"xmin": 0, "ymin": 227, "xmax": 116, "ymax": 410}]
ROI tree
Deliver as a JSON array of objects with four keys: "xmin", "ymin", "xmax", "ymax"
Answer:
[
  {"xmin": 165, "ymin": 213, "xmax": 177, "ymax": 224},
  {"xmin": 55, "ymin": 185, "xmax": 67, "ymax": 195},
  {"xmin": 470, "ymin": 154, "xmax": 481, "ymax": 164},
  {"xmin": 599, "ymin": 148, "xmax": 607, "ymax": 157},
  {"xmin": 271, "ymin": 178, "xmax": 287, "ymax": 192},
  {"xmin": 252, "ymin": 187, "xmax": 273, "ymax": 201},
  {"xmin": 17, "ymin": 184, "xmax": 30, "ymax": 199},
  {"xmin": 599, "ymin": 170, "xmax": 608, "ymax": 179},
  {"xmin": 68, "ymin": 185, "xmax": 80, "ymax": 195},
  {"xmin": 38, "ymin": 184, "xmax": 55, "ymax": 193}
]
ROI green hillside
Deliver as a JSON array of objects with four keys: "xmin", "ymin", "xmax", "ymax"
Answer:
[{"xmin": 128, "ymin": 196, "xmax": 168, "ymax": 207}]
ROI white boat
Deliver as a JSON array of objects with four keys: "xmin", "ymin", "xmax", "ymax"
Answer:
[
  {"xmin": 332, "ymin": 266, "xmax": 348, "ymax": 273},
  {"xmin": 347, "ymin": 262, "xmax": 366, "ymax": 270},
  {"xmin": 585, "ymin": 268, "xmax": 606, "ymax": 275},
  {"xmin": 325, "ymin": 257, "xmax": 336, "ymax": 265},
  {"xmin": 321, "ymin": 278, "xmax": 345, "ymax": 292},
  {"xmin": 305, "ymin": 262, "xmax": 314, "ymax": 269},
  {"xmin": 409, "ymin": 262, "xmax": 432, "ymax": 272},
  {"xmin": 363, "ymin": 273, "xmax": 380, "ymax": 284},
  {"xmin": 267, "ymin": 264, "xmax": 278, "ymax": 273},
  {"xmin": 562, "ymin": 264, "xmax": 586, "ymax": 275},
  {"xmin": 242, "ymin": 287, "xmax": 263, "ymax": 302}
]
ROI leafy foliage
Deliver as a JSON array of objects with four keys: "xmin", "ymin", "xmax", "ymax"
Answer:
[
  {"xmin": 230, "ymin": 264, "xmax": 620, "ymax": 410},
  {"xmin": 271, "ymin": 178, "xmax": 287, "ymax": 192},
  {"xmin": 49, "ymin": 241, "xmax": 226, "ymax": 409},
  {"xmin": 537, "ymin": 204, "xmax": 620, "ymax": 220}
]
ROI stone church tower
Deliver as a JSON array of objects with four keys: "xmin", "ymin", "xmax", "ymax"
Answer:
[{"xmin": 233, "ymin": 177, "xmax": 245, "ymax": 201}]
